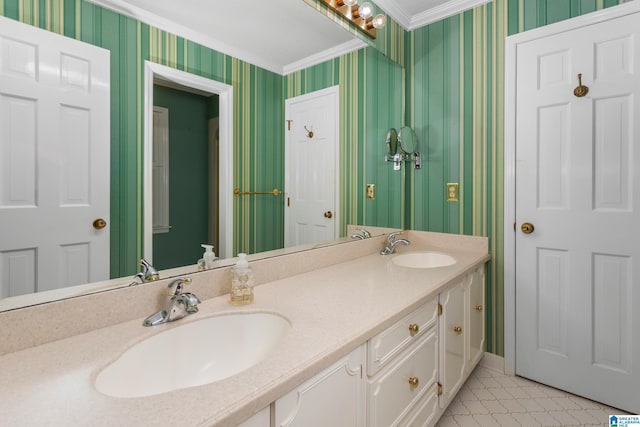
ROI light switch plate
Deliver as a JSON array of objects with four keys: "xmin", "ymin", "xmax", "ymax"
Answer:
[
  {"xmin": 446, "ymin": 183, "xmax": 459, "ymax": 202},
  {"xmin": 366, "ymin": 184, "xmax": 375, "ymax": 199}
]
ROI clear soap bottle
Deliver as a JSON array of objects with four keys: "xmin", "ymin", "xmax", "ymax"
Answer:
[{"xmin": 230, "ymin": 253, "xmax": 254, "ymax": 305}]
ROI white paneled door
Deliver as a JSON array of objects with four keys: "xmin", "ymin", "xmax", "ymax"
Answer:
[
  {"xmin": 284, "ymin": 86, "xmax": 339, "ymax": 248},
  {"xmin": 515, "ymin": 11, "xmax": 640, "ymax": 412},
  {"xmin": 0, "ymin": 17, "xmax": 110, "ymax": 297}
]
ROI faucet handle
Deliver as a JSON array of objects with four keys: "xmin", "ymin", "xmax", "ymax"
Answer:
[
  {"xmin": 167, "ymin": 277, "xmax": 192, "ymax": 296},
  {"xmin": 387, "ymin": 231, "xmax": 404, "ymax": 241}
]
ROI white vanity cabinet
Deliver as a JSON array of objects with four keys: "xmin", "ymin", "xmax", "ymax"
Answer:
[
  {"xmin": 238, "ymin": 406, "xmax": 270, "ymax": 427},
  {"xmin": 439, "ymin": 265, "xmax": 486, "ymax": 409},
  {"xmin": 366, "ymin": 297, "xmax": 440, "ymax": 427},
  {"xmin": 274, "ymin": 345, "xmax": 366, "ymax": 427}
]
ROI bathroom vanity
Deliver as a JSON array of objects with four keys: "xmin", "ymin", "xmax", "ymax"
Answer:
[{"xmin": 0, "ymin": 231, "xmax": 489, "ymax": 426}]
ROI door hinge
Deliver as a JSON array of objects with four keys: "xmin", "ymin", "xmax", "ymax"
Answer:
[
  {"xmin": 437, "ymin": 383, "xmax": 443, "ymax": 396},
  {"xmin": 287, "ymin": 197, "xmax": 290, "ymax": 207},
  {"xmin": 286, "ymin": 119, "xmax": 292, "ymax": 131},
  {"xmin": 438, "ymin": 303, "xmax": 443, "ymax": 316},
  {"xmin": 513, "ymin": 221, "xmax": 516, "ymax": 232}
]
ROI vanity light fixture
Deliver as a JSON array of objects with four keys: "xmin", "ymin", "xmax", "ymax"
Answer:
[{"xmin": 319, "ymin": 0, "xmax": 386, "ymax": 38}]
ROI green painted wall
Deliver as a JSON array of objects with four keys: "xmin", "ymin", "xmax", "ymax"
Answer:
[
  {"xmin": 405, "ymin": 0, "xmax": 621, "ymax": 355},
  {"xmin": 152, "ymin": 85, "xmax": 210, "ymax": 270}
]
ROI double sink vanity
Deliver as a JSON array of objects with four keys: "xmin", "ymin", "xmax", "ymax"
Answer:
[{"xmin": 0, "ymin": 230, "xmax": 489, "ymax": 426}]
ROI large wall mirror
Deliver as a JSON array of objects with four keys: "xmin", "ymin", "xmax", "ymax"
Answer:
[{"xmin": 0, "ymin": 3, "xmax": 407, "ymax": 313}]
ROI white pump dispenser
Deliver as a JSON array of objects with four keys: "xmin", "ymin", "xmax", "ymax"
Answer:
[{"xmin": 201, "ymin": 244, "xmax": 216, "ymax": 269}]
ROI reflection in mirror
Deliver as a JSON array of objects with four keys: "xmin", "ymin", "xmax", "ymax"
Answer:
[
  {"xmin": 398, "ymin": 126, "xmax": 418, "ymax": 154},
  {"xmin": 0, "ymin": 11, "xmax": 407, "ymax": 313},
  {"xmin": 386, "ymin": 128, "xmax": 398, "ymax": 156}
]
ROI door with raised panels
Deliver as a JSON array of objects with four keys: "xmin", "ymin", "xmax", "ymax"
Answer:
[
  {"xmin": 515, "ymin": 11, "xmax": 640, "ymax": 412},
  {"xmin": 284, "ymin": 86, "xmax": 339, "ymax": 248},
  {"xmin": 0, "ymin": 17, "xmax": 110, "ymax": 297}
]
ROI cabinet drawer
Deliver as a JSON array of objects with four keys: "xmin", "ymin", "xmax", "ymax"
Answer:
[
  {"xmin": 367, "ymin": 297, "xmax": 438, "ymax": 375},
  {"xmin": 367, "ymin": 329, "xmax": 438, "ymax": 427}
]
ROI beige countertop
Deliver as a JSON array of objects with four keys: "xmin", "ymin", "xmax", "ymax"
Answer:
[{"xmin": 0, "ymin": 232, "xmax": 489, "ymax": 427}]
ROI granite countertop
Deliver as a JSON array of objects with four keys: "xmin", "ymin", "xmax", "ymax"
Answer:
[{"xmin": 0, "ymin": 233, "xmax": 490, "ymax": 426}]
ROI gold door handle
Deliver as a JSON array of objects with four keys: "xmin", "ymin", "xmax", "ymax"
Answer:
[
  {"xmin": 93, "ymin": 218, "xmax": 107, "ymax": 230},
  {"xmin": 475, "ymin": 305, "xmax": 483, "ymax": 312},
  {"xmin": 408, "ymin": 323, "xmax": 419, "ymax": 336},
  {"xmin": 324, "ymin": 211, "xmax": 333, "ymax": 219},
  {"xmin": 408, "ymin": 377, "xmax": 419, "ymax": 388},
  {"xmin": 521, "ymin": 222, "xmax": 535, "ymax": 234},
  {"xmin": 453, "ymin": 326, "xmax": 462, "ymax": 335}
]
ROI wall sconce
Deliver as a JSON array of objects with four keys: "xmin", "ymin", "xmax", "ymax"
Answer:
[{"xmin": 320, "ymin": 0, "xmax": 387, "ymax": 38}]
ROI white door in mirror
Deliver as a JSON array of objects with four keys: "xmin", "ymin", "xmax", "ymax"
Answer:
[
  {"xmin": 0, "ymin": 16, "xmax": 110, "ymax": 297},
  {"xmin": 284, "ymin": 86, "xmax": 339, "ymax": 247}
]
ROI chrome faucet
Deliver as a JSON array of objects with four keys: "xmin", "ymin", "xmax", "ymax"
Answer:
[
  {"xmin": 351, "ymin": 227, "xmax": 372, "ymax": 240},
  {"xmin": 143, "ymin": 277, "xmax": 201, "ymax": 327},
  {"xmin": 131, "ymin": 258, "xmax": 160, "ymax": 284},
  {"xmin": 380, "ymin": 231, "xmax": 410, "ymax": 255}
]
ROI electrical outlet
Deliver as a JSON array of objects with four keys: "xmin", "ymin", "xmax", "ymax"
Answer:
[
  {"xmin": 366, "ymin": 184, "xmax": 375, "ymax": 199},
  {"xmin": 446, "ymin": 183, "xmax": 459, "ymax": 202}
]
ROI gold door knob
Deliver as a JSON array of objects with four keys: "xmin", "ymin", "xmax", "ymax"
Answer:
[
  {"xmin": 475, "ymin": 305, "xmax": 483, "ymax": 312},
  {"xmin": 408, "ymin": 323, "xmax": 419, "ymax": 336},
  {"xmin": 453, "ymin": 326, "xmax": 462, "ymax": 335},
  {"xmin": 408, "ymin": 377, "xmax": 419, "ymax": 388},
  {"xmin": 93, "ymin": 218, "xmax": 107, "ymax": 230},
  {"xmin": 521, "ymin": 222, "xmax": 535, "ymax": 234},
  {"xmin": 324, "ymin": 211, "xmax": 333, "ymax": 219}
]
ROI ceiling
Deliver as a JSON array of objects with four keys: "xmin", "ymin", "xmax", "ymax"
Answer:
[{"xmin": 87, "ymin": 0, "xmax": 491, "ymax": 75}]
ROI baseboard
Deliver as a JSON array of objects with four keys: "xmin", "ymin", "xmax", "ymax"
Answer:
[{"xmin": 479, "ymin": 352, "xmax": 505, "ymax": 373}]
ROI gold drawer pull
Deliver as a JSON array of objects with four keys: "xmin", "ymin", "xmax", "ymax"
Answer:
[
  {"xmin": 408, "ymin": 376, "xmax": 419, "ymax": 388},
  {"xmin": 453, "ymin": 326, "xmax": 462, "ymax": 335},
  {"xmin": 475, "ymin": 305, "xmax": 483, "ymax": 312},
  {"xmin": 408, "ymin": 323, "xmax": 419, "ymax": 335}
]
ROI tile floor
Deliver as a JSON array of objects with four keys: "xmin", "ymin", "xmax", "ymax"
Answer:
[{"xmin": 436, "ymin": 365, "xmax": 629, "ymax": 426}]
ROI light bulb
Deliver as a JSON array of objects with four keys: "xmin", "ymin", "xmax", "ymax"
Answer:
[
  {"xmin": 372, "ymin": 14, "xmax": 386, "ymax": 28},
  {"xmin": 343, "ymin": 0, "xmax": 358, "ymax": 6},
  {"xmin": 358, "ymin": 2, "xmax": 373, "ymax": 19}
]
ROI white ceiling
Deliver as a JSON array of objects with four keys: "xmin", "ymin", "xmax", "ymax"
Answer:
[{"xmin": 87, "ymin": 0, "xmax": 491, "ymax": 75}]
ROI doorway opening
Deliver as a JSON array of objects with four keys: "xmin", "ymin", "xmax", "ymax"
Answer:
[{"xmin": 143, "ymin": 62, "xmax": 233, "ymax": 263}]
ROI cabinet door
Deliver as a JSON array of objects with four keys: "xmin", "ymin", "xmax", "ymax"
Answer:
[
  {"xmin": 439, "ymin": 279, "xmax": 466, "ymax": 408},
  {"xmin": 237, "ymin": 406, "xmax": 270, "ymax": 427},
  {"xmin": 275, "ymin": 346, "xmax": 365, "ymax": 427},
  {"xmin": 467, "ymin": 266, "xmax": 486, "ymax": 370},
  {"xmin": 367, "ymin": 329, "xmax": 438, "ymax": 427}
]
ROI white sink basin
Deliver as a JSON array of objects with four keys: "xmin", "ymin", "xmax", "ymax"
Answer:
[
  {"xmin": 392, "ymin": 251, "xmax": 456, "ymax": 269},
  {"xmin": 95, "ymin": 312, "xmax": 290, "ymax": 398}
]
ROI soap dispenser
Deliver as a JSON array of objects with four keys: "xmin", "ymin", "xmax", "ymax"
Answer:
[
  {"xmin": 198, "ymin": 244, "xmax": 217, "ymax": 270},
  {"xmin": 230, "ymin": 253, "xmax": 254, "ymax": 305}
]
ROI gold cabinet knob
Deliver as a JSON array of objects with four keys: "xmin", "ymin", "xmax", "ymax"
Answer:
[
  {"xmin": 408, "ymin": 323, "xmax": 419, "ymax": 336},
  {"xmin": 93, "ymin": 218, "xmax": 107, "ymax": 230},
  {"xmin": 521, "ymin": 222, "xmax": 534, "ymax": 234},
  {"xmin": 453, "ymin": 326, "xmax": 462, "ymax": 335},
  {"xmin": 475, "ymin": 305, "xmax": 483, "ymax": 312},
  {"xmin": 408, "ymin": 376, "xmax": 419, "ymax": 388},
  {"xmin": 324, "ymin": 211, "xmax": 333, "ymax": 219}
]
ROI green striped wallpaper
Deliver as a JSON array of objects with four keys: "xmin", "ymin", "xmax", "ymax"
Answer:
[{"xmin": 406, "ymin": 0, "xmax": 620, "ymax": 355}]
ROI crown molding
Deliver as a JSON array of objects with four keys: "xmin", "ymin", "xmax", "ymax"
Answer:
[
  {"xmin": 283, "ymin": 38, "xmax": 366, "ymax": 75},
  {"xmin": 375, "ymin": 0, "xmax": 492, "ymax": 31}
]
